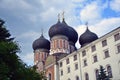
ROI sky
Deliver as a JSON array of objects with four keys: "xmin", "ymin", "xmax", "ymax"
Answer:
[{"xmin": 0, "ymin": 0, "xmax": 120, "ymax": 66}]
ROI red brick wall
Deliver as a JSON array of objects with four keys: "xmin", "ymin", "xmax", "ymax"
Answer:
[{"xmin": 46, "ymin": 65, "xmax": 54, "ymax": 80}]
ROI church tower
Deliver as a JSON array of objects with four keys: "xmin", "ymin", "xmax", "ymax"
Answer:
[
  {"xmin": 32, "ymin": 34, "xmax": 50, "ymax": 72},
  {"xmin": 48, "ymin": 14, "xmax": 70, "ymax": 54}
]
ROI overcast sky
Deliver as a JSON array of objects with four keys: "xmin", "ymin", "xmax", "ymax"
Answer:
[{"xmin": 0, "ymin": 0, "xmax": 120, "ymax": 66}]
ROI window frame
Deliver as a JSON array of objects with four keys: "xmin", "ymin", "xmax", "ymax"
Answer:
[
  {"xmin": 91, "ymin": 45, "xmax": 96, "ymax": 52},
  {"xmin": 75, "ymin": 63, "xmax": 78, "ymax": 70},
  {"xmin": 60, "ymin": 70, "xmax": 63, "ymax": 76},
  {"xmin": 104, "ymin": 50, "xmax": 110, "ymax": 58},
  {"xmin": 66, "ymin": 58, "xmax": 70, "ymax": 64},
  {"xmin": 114, "ymin": 33, "xmax": 120, "ymax": 41},
  {"xmin": 102, "ymin": 39, "xmax": 107, "ymax": 47},
  {"xmin": 85, "ymin": 73, "xmax": 89, "ymax": 80},
  {"xmin": 74, "ymin": 54, "xmax": 77, "ymax": 61},
  {"xmin": 82, "ymin": 50, "xmax": 86, "ymax": 57},
  {"xmin": 59, "ymin": 62, "xmax": 63, "ymax": 67},
  {"xmin": 117, "ymin": 45, "xmax": 120, "ymax": 53},
  {"xmin": 83, "ymin": 59, "xmax": 87, "ymax": 67},
  {"xmin": 93, "ymin": 55, "xmax": 98, "ymax": 63},
  {"xmin": 67, "ymin": 66, "xmax": 70, "ymax": 73},
  {"xmin": 106, "ymin": 65, "xmax": 113, "ymax": 78}
]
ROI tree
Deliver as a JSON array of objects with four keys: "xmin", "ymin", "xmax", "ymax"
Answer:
[
  {"xmin": 0, "ymin": 19, "xmax": 42, "ymax": 80},
  {"xmin": 97, "ymin": 65, "xmax": 109, "ymax": 80}
]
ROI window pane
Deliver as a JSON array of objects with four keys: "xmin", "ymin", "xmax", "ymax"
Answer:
[
  {"xmin": 60, "ymin": 62, "xmax": 62, "ymax": 67},
  {"xmin": 114, "ymin": 33, "xmax": 120, "ymax": 41},
  {"xmin": 117, "ymin": 45, "xmax": 120, "ymax": 53},
  {"xmin": 107, "ymin": 65, "xmax": 113, "ymax": 78},
  {"xmin": 74, "ymin": 55, "xmax": 77, "ymax": 61},
  {"xmin": 82, "ymin": 50, "xmax": 86, "ymax": 57},
  {"xmin": 76, "ymin": 76, "xmax": 79, "ymax": 80},
  {"xmin": 68, "ymin": 78, "xmax": 71, "ymax": 80},
  {"xmin": 104, "ymin": 50, "xmax": 110, "ymax": 58},
  {"xmin": 67, "ymin": 67, "xmax": 70, "ymax": 73},
  {"xmin": 91, "ymin": 45, "xmax": 96, "ymax": 52},
  {"xmin": 61, "ymin": 70, "xmax": 63, "ymax": 76},
  {"xmin": 48, "ymin": 73, "xmax": 51, "ymax": 80},
  {"xmin": 75, "ymin": 63, "xmax": 78, "ymax": 70},
  {"xmin": 66, "ymin": 58, "xmax": 69, "ymax": 64},
  {"xmin": 93, "ymin": 55, "xmax": 98, "ymax": 62},
  {"xmin": 85, "ymin": 73, "xmax": 89, "ymax": 80},
  {"xmin": 95, "ymin": 69, "xmax": 99, "ymax": 80},
  {"xmin": 102, "ymin": 40, "xmax": 107, "ymax": 47},
  {"xmin": 83, "ymin": 59, "xmax": 87, "ymax": 66}
]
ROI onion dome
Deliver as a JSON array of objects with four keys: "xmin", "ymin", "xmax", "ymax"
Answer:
[
  {"xmin": 49, "ymin": 20, "xmax": 69, "ymax": 38},
  {"xmin": 49, "ymin": 21, "xmax": 68, "ymax": 38},
  {"xmin": 79, "ymin": 27, "xmax": 98, "ymax": 47},
  {"xmin": 62, "ymin": 19, "xmax": 78, "ymax": 43},
  {"xmin": 32, "ymin": 34, "xmax": 50, "ymax": 50}
]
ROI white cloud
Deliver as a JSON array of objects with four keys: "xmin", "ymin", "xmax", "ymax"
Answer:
[
  {"xmin": 0, "ymin": 0, "xmax": 33, "ymax": 11},
  {"xmin": 76, "ymin": 17, "xmax": 120, "ymax": 38},
  {"xmin": 17, "ymin": 31, "xmax": 41, "ymax": 40},
  {"xmin": 40, "ymin": 7, "xmax": 60, "ymax": 22},
  {"xmin": 110, "ymin": 0, "xmax": 120, "ymax": 12},
  {"xmin": 20, "ymin": 52, "xmax": 34, "ymax": 65},
  {"xmin": 75, "ymin": 17, "xmax": 120, "ymax": 48},
  {"xmin": 80, "ymin": 1, "xmax": 102, "ymax": 24},
  {"xmin": 91, "ymin": 17, "xmax": 120, "ymax": 36}
]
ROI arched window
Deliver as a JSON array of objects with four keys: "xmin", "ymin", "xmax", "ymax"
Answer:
[
  {"xmin": 85, "ymin": 73, "xmax": 89, "ymax": 80},
  {"xmin": 48, "ymin": 73, "xmax": 51, "ymax": 80},
  {"xmin": 107, "ymin": 65, "xmax": 113, "ymax": 78},
  {"xmin": 68, "ymin": 78, "xmax": 71, "ymax": 80},
  {"xmin": 95, "ymin": 69, "xmax": 99, "ymax": 80},
  {"xmin": 76, "ymin": 76, "xmax": 79, "ymax": 80}
]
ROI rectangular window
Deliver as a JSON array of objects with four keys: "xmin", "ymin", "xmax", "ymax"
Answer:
[
  {"xmin": 117, "ymin": 45, "xmax": 120, "ymax": 53},
  {"xmin": 102, "ymin": 40, "xmax": 107, "ymax": 47},
  {"xmin": 83, "ymin": 59, "xmax": 87, "ymax": 67},
  {"xmin": 67, "ymin": 67, "xmax": 70, "ymax": 73},
  {"xmin": 66, "ymin": 58, "xmax": 69, "ymax": 64},
  {"xmin": 75, "ymin": 63, "xmax": 78, "ymax": 70},
  {"xmin": 82, "ymin": 50, "xmax": 86, "ymax": 57},
  {"xmin": 60, "ymin": 62, "xmax": 62, "ymax": 67},
  {"xmin": 60, "ymin": 39, "xmax": 62, "ymax": 48},
  {"xmin": 93, "ymin": 55, "xmax": 98, "ymax": 63},
  {"xmin": 61, "ymin": 70, "xmax": 63, "ymax": 76},
  {"xmin": 104, "ymin": 50, "xmax": 110, "ymax": 58},
  {"xmin": 91, "ymin": 45, "xmax": 96, "ymax": 52},
  {"xmin": 114, "ymin": 33, "xmax": 120, "ymax": 41},
  {"xmin": 74, "ymin": 54, "xmax": 77, "ymax": 61}
]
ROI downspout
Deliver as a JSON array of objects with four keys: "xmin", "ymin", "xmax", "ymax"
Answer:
[{"xmin": 78, "ymin": 50, "xmax": 83, "ymax": 80}]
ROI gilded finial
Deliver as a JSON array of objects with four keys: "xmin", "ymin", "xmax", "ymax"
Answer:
[
  {"xmin": 41, "ymin": 28, "xmax": 44, "ymax": 37},
  {"xmin": 85, "ymin": 22, "xmax": 88, "ymax": 29},
  {"xmin": 58, "ymin": 13, "xmax": 60, "ymax": 21},
  {"xmin": 62, "ymin": 11, "xmax": 65, "ymax": 20}
]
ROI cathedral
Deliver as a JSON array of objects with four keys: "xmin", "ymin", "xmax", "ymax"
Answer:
[{"xmin": 32, "ymin": 16, "xmax": 120, "ymax": 80}]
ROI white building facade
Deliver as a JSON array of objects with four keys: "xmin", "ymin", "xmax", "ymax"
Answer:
[{"xmin": 58, "ymin": 27, "xmax": 120, "ymax": 80}]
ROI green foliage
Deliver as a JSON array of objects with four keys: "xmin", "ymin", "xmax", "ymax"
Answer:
[
  {"xmin": 0, "ymin": 19, "xmax": 42, "ymax": 80},
  {"xmin": 97, "ymin": 66, "xmax": 109, "ymax": 80}
]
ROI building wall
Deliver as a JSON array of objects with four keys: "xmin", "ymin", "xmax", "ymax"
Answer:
[
  {"xmin": 79, "ymin": 27, "xmax": 120, "ymax": 80},
  {"xmin": 58, "ymin": 52, "xmax": 81, "ymax": 80},
  {"xmin": 58, "ymin": 27, "xmax": 120, "ymax": 80},
  {"xmin": 46, "ymin": 65, "xmax": 54, "ymax": 80}
]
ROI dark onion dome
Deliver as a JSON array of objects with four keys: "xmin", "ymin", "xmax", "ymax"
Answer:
[
  {"xmin": 32, "ymin": 34, "xmax": 50, "ymax": 50},
  {"xmin": 62, "ymin": 19, "xmax": 78, "ymax": 43},
  {"xmin": 79, "ymin": 27, "xmax": 98, "ymax": 47},
  {"xmin": 49, "ymin": 20, "xmax": 69, "ymax": 38}
]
